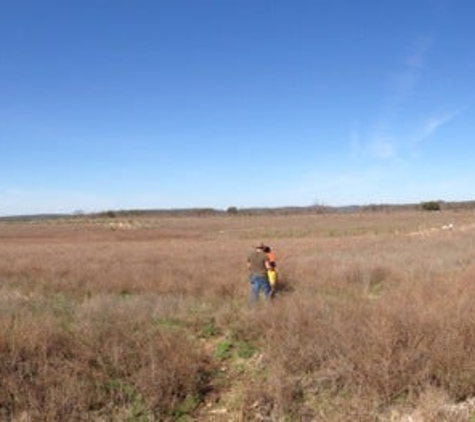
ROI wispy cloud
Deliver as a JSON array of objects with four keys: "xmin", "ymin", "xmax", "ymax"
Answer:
[
  {"xmin": 419, "ymin": 111, "xmax": 460, "ymax": 140},
  {"xmin": 350, "ymin": 122, "xmax": 397, "ymax": 159},
  {"xmin": 385, "ymin": 37, "xmax": 433, "ymax": 117},
  {"xmin": 406, "ymin": 37, "xmax": 433, "ymax": 70},
  {"xmin": 369, "ymin": 136, "xmax": 396, "ymax": 159},
  {"xmin": 356, "ymin": 36, "xmax": 434, "ymax": 161}
]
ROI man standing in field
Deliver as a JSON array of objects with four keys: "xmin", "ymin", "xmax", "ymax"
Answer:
[{"xmin": 247, "ymin": 243, "xmax": 271, "ymax": 302}]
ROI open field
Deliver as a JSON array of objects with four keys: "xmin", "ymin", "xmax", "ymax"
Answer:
[{"xmin": 2, "ymin": 210, "xmax": 475, "ymax": 421}]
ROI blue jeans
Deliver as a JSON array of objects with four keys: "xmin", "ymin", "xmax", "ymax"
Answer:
[{"xmin": 249, "ymin": 274, "xmax": 271, "ymax": 302}]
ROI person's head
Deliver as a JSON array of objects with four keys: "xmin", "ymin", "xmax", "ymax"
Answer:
[{"xmin": 263, "ymin": 245, "xmax": 271, "ymax": 253}]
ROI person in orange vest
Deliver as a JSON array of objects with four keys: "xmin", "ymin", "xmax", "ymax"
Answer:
[
  {"xmin": 247, "ymin": 243, "xmax": 272, "ymax": 302},
  {"xmin": 263, "ymin": 245, "xmax": 278, "ymax": 296}
]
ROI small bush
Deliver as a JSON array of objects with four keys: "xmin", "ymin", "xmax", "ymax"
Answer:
[
  {"xmin": 421, "ymin": 201, "xmax": 441, "ymax": 211},
  {"xmin": 226, "ymin": 206, "xmax": 239, "ymax": 215}
]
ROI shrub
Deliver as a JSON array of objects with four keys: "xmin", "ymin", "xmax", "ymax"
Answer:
[
  {"xmin": 421, "ymin": 201, "xmax": 441, "ymax": 211},
  {"xmin": 226, "ymin": 206, "xmax": 239, "ymax": 215},
  {"xmin": 0, "ymin": 295, "xmax": 210, "ymax": 420}
]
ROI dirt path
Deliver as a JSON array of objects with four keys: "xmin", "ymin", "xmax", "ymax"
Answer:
[{"xmin": 192, "ymin": 336, "xmax": 268, "ymax": 421}]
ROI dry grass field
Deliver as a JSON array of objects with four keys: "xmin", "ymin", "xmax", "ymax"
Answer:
[{"xmin": 2, "ymin": 210, "xmax": 475, "ymax": 421}]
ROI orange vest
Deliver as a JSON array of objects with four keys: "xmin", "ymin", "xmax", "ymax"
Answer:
[{"xmin": 266, "ymin": 251, "xmax": 276, "ymax": 264}]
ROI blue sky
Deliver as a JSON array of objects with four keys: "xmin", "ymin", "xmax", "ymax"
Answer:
[{"xmin": 1, "ymin": 0, "xmax": 474, "ymax": 216}]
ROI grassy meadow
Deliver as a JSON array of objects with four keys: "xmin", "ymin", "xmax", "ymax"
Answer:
[{"xmin": 1, "ymin": 210, "xmax": 475, "ymax": 421}]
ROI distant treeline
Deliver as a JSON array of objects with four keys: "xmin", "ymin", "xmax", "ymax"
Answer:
[{"xmin": 2, "ymin": 200, "xmax": 475, "ymax": 222}]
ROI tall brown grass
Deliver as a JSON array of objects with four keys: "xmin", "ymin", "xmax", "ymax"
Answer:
[{"xmin": 1, "ymin": 211, "xmax": 475, "ymax": 420}]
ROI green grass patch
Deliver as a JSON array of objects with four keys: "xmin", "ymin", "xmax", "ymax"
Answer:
[
  {"xmin": 173, "ymin": 393, "xmax": 199, "ymax": 421},
  {"xmin": 235, "ymin": 340, "xmax": 257, "ymax": 359},
  {"xmin": 200, "ymin": 317, "xmax": 218, "ymax": 338},
  {"xmin": 214, "ymin": 339, "xmax": 233, "ymax": 360}
]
